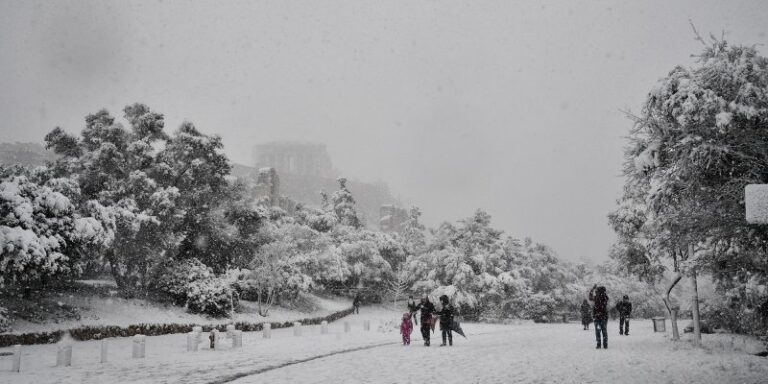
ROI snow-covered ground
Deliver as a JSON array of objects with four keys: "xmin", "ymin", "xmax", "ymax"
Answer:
[
  {"xmin": 1, "ymin": 306, "xmax": 766, "ymax": 384},
  {"xmin": 8, "ymin": 292, "xmax": 350, "ymax": 335}
]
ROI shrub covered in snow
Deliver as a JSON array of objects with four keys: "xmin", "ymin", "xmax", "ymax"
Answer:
[
  {"xmin": 149, "ymin": 258, "xmax": 236, "ymax": 317},
  {"xmin": 0, "ymin": 305, "xmax": 11, "ymax": 333},
  {"xmin": 185, "ymin": 277, "xmax": 237, "ymax": 317}
]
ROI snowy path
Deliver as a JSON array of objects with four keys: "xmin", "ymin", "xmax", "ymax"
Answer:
[
  {"xmin": 1, "ymin": 307, "xmax": 766, "ymax": 384},
  {"xmin": 233, "ymin": 320, "xmax": 768, "ymax": 384}
]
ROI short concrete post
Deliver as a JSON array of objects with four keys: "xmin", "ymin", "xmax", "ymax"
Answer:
[
  {"xmin": 132, "ymin": 335, "xmax": 146, "ymax": 358},
  {"xmin": 226, "ymin": 324, "xmax": 236, "ymax": 339},
  {"xmin": 100, "ymin": 340, "xmax": 108, "ymax": 363},
  {"xmin": 56, "ymin": 344, "xmax": 72, "ymax": 367},
  {"xmin": 344, "ymin": 321, "xmax": 351, "ymax": 333},
  {"xmin": 187, "ymin": 332, "xmax": 198, "ymax": 352},
  {"xmin": 263, "ymin": 323, "xmax": 272, "ymax": 339},
  {"xmin": 12, "ymin": 345, "xmax": 21, "ymax": 372},
  {"xmin": 232, "ymin": 330, "xmax": 242, "ymax": 348},
  {"xmin": 321, "ymin": 320, "xmax": 329, "ymax": 334},
  {"xmin": 363, "ymin": 320, "xmax": 370, "ymax": 331},
  {"xmin": 293, "ymin": 321, "xmax": 302, "ymax": 336}
]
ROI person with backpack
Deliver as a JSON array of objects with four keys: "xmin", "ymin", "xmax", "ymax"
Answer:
[
  {"xmin": 435, "ymin": 295, "xmax": 455, "ymax": 347},
  {"xmin": 414, "ymin": 296, "xmax": 436, "ymax": 346},
  {"xmin": 589, "ymin": 285, "xmax": 609, "ymax": 349},
  {"xmin": 616, "ymin": 295, "xmax": 633, "ymax": 335}
]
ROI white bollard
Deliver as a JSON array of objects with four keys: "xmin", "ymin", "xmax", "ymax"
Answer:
[
  {"xmin": 232, "ymin": 330, "xmax": 243, "ymax": 348},
  {"xmin": 226, "ymin": 324, "xmax": 236, "ymax": 339},
  {"xmin": 187, "ymin": 332, "xmax": 198, "ymax": 352},
  {"xmin": 363, "ymin": 320, "xmax": 370, "ymax": 331},
  {"xmin": 344, "ymin": 321, "xmax": 351, "ymax": 333},
  {"xmin": 100, "ymin": 340, "xmax": 108, "ymax": 363},
  {"xmin": 293, "ymin": 322, "xmax": 302, "ymax": 336},
  {"xmin": 132, "ymin": 335, "xmax": 146, "ymax": 358},
  {"xmin": 12, "ymin": 345, "xmax": 21, "ymax": 372},
  {"xmin": 56, "ymin": 344, "xmax": 72, "ymax": 367},
  {"xmin": 262, "ymin": 323, "xmax": 272, "ymax": 339},
  {"xmin": 321, "ymin": 320, "xmax": 329, "ymax": 334}
]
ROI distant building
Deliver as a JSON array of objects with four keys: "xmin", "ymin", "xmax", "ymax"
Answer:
[
  {"xmin": 253, "ymin": 142, "xmax": 335, "ymax": 178},
  {"xmin": 379, "ymin": 204, "xmax": 409, "ymax": 233},
  {"xmin": 251, "ymin": 167, "xmax": 297, "ymax": 213}
]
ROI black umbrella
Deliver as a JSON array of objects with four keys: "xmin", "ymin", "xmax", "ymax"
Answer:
[{"xmin": 452, "ymin": 320, "xmax": 467, "ymax": 338}]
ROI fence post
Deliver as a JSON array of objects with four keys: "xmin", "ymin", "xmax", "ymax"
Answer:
[
  {"xmin": 263, "ymin": 323, "xmax": 272, "ymax": 339},
  {"xmin": 344, "ymin": 321, "xmax": 351, "ymax": 333},
  {"xmin": 232, "ymin": 330, "xmax": 243, "ymax": 348},
  {"xmin": 321, "ymin": 320, "xmax": 329, "ymax": 334},
  {"xmin": 12, "ymin": 345, "xmax": 21, "ymax": 372},
  {"xmin": 226, "ymin": 324, "xmax": 235, "ymax": 339},
  {"xmin": 100, "ymin": 339, "xmax": 108, "ymax": 363},
  {"xmin": 363, "ymin": 320, "xmax": 370, "ymax": 331},
  {"xmin": 293, "ymin": 322, "xmax": 302, "ymax": 336},
  {"xmin": 132, "ymin": 335, "xmax": 146, "ymax": 358},
  {"xmin": 57, "ymin": 344, "xmax": 72, "ymax": 367}
]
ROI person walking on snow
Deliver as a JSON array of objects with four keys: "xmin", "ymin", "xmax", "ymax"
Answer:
[
  {"xmin": 435, "ymin": 295, "xmax": 455, "ymax": 346},
  {"xmin": 616, "ymin": 295, "xmax": 632, "ymax": 335},
  {"xmin": 580, "ymin": 299, "xmax": 592, "ymax": 330},
  {"xmin": 589, "ymin": 285, "xmax": 609, "ymax": 349},
  {"xmin": 400, "ymin": 312, "xmax": 414, "ymax": 345},
  {"xmin": 407, "ymin": 295, "xmax": 419, "ymax": 325},
  {"xmin": 353, "ymin": 294, "xmax": 361, "ymax": 314},
  {"xmin": 414, "ymin": 296, "xmax": 436, "ymax": 346}
]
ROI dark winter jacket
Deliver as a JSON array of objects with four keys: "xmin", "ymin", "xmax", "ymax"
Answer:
[
  {"xmin": 407, "ymin": 300, "xmax": 418, "ymax": 313},
  {"xmin": 616, "ymin": 300, "xmax": 632, "ymax": 317},
  {"xmin": 436, "ymin": 303, "xmax": 455, "ymax": 328},
  {"xmin": 589, "ymin": 287, "xmax": 609, "ymax": 321},
  {"xmin": 416, "ymin": 301, "xmax": 436, "ymax": 323},
  {"xmin": 580, "ymin": 301, "xmax": 592, "ymax": 324},
  {"xmin": 353, "ymin": 296, "xmax": 361, "ymax": 307}
]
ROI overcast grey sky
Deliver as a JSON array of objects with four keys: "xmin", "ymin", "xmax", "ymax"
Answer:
[{"xmin": 1, "ymin": 0, "xmax": 767, "ymax": 262}]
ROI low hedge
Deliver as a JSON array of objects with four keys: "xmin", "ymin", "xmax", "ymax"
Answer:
[{"xmin": 0, "ymin": 307, "xmax": 355, "ymax": 347}]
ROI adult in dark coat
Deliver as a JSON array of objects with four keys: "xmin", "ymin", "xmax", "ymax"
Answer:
[
  {"xmin": 353, "ymin": 294, "xmax": 361, "ymax": 314},
  {"xmin": 414, "ymin": 296, "xmax": 436, "ymax": 346},
  {"xmin": 407, "ymin": 295, "xmax": 419, "ymax": 325},
  {"xmin": 580, "ymin": 299, "xmax": 592, "ymax": 330},
  {"xmin": 616, "ymin": 295, "xmax": 632, "ymax": 335},
  {"xmin": 435, "ymin": 295, "xmax": 455, "ymax": 346},
  {"xmin": 589, "ymin": 285, "xmax": 609, "ymax": 349}
]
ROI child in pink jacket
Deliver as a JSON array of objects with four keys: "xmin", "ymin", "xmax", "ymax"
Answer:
[{"xmin": 400, "ymin": 312, "xmax": 413, "ymax": 345}]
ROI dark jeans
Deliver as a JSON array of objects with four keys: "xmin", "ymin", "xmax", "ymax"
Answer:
[
  {"xmin": 619, "ymin": 316, "xmax": 629, "ymax": 334},
  {"xmin": 441, "ymin": 328, "xmax": 453, "ymax": 345},
  {"xmin": 420, "ymin": 322, "xmax": 431, "ymax": 344},
  {"xmin": 353, "ymin": 305, "xmax": 359, "ymax": 314},
  {"xmin": 594, "ymin": 319, "xmax": 608, "ymax": 346}
]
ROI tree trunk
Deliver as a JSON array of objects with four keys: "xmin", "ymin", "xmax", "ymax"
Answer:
[
  {"xmin": 691, "ymin": 267, "xmax": 702, "ymax": 347},
  {"xmin": 663, "ymin": 271, "xmax": 683, "ymax": 341}
]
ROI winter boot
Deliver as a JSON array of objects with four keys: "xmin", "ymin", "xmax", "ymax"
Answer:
[
  {"xmin": 603, "ymin": 341, "xmax": 608, "ymax": 349},
  {"xmin": 596, "ymin": 342, "xmax": 601, "ymax": 349}
]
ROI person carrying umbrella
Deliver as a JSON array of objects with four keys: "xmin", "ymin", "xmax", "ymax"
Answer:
[{"xmin": 435, "ymin": 295, "xmax": 455, "ymax": 346}]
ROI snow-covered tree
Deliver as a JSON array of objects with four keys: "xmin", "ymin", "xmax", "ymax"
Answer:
[
  {"xmin": 613, "ymin": 36, "xmax": 768, "ymax": 341},
  {"xmin": 331, "ymin": 177, "xmax": 361, "ymax": 228},
  {"xmin": 0, "ymin": 169, "xmax": 113, "ymax": 287}
]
